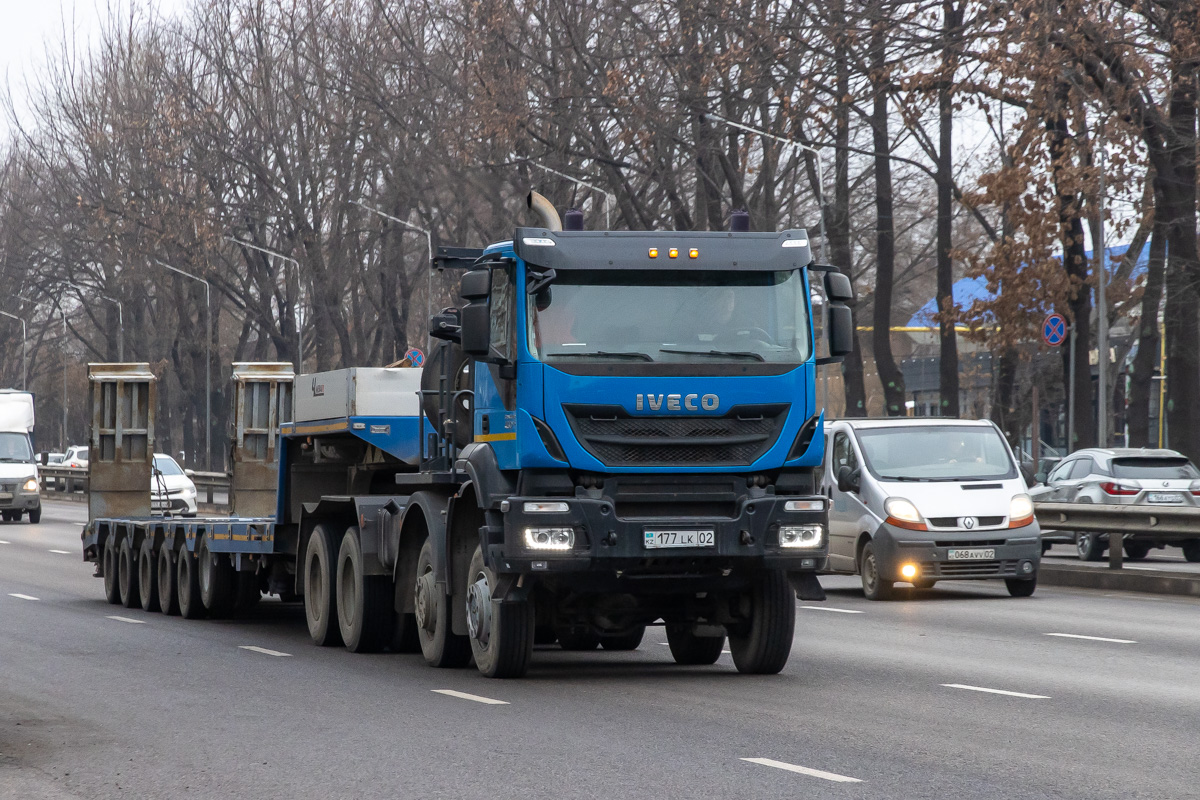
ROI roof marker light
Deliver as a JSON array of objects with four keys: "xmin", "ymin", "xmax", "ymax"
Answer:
[
  {"xmin": 649, "ymin": 248, "xmax": 658, "ymax": 258},
  {"xmin": 522, "ymin": 237, "xmax": 556, "ymax": 247},
  {"xmin": 782, "ymin": 239, "xmax": 809, "ymax": 248},
  {"xmin": 689, "ymin": 248, "xmax": 699, "ymax": 258},
  {"xmin": 669, "ymin": 248, "xmax": 679, "ymax": 258}
]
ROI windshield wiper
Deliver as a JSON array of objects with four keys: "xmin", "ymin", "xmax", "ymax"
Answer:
[
  {"xmin": 878, "ymin": 475, "xmax": 930, "ymax": 482},
  {"xmin": 659, "ymin": 348, "xmax": 765, "ymax": 362},
  {"xmin": 548, "ymin": 351, "xmax": 654, "ymax": 362}
]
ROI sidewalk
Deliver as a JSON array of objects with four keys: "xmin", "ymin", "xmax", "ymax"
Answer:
[{"xmin": 1040, "ymin": 543, "xmax": 1200, "ymax": 597}]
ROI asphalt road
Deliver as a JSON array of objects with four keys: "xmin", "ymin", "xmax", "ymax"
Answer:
[{"xmin": 3, "ymin": 501, "xmax": 1198, "ymax": 799}]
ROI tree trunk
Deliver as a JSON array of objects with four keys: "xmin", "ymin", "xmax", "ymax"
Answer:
[
  {"xmin": 1128, "ymin": 193, "xmax": 1166, "ymax": 448},
  {"xmin": 833, "ymin": 1, "xmax": 865, "ymax": 415},
  {"xmin": 935, "ymin": 0, "xmax": 961, "ymax": 417},
  {"xmin": 869, "ymin": 9, "xmax": 906, "ymax": 416}
]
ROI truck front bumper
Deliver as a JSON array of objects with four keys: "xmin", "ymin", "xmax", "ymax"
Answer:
[{"xmin": 488, "ymin": 494, "xmax": 828, "ymax": 576}]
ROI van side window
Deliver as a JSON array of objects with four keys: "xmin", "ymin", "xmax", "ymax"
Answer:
[{"xmin": 832, "ymin": 432, "xmax": 858, "ymax": 476}]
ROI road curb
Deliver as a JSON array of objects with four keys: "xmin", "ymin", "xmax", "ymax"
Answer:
[{"xmin": 1040, "ymin": 564, "xmax": 1200, "ymax": 598}]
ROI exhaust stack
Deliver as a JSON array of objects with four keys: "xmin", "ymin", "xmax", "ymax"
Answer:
[
  {"xmin": 527, "ymin": 190, "xmax": 563, "ymax": 231},
  {"xmin": 730, "ymin": 209, "xmax": 750, "ymax": 232},
  {"xmin": 563, "ymin": 208, "xmax": 584, "ymax": 231}
]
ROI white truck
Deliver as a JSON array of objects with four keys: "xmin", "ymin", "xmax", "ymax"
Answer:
[{"xmin": 0, "ymin": 390, "xmax": 42, "ymax": 523}]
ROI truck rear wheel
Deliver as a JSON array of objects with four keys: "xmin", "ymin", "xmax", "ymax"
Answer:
[
  {"xmin": 177, "ymin": 546, "xmax": 206, "ymax": 619},
  {"xmin": 414, "ymin": 538, "xmax": 470, "ymax": 667},
  {"xmin": 337, "ymin": 526, "xmax": 394, "ymax": 653},
  {"xmin": 304, "ymin": 524, "xmax": 343, "ymax": 647},
  {"xmin": 666, "ymin": 624, "xmax": 725, "ymax": 665},
  {"xmin": 118, "ymin": 536, "xmax": 141, "ymax": 609},
  {"xmin": 158, "ymin": 544, "xmax": 180, "ymax": 615},
  {"xmin": 138, "ymin": 538, "xmax": 160, "ymax": 613},
  {"xmin": 601, "ymin": 626, "xmax": 646, "ymax": 651},
  {"xmin": 102, "ymin": 539, "xmax": 121, "ymax": 604},
  {"xmin": 466, "ymin": 544, "xmax": 534, "ymax": 678},
  {"xmin": 728, "ymin": 569, "xmax": 795, "ymax": 675},
  {"xmin": 199, "ymin": 537, "xmax": 237, "ymax": 618}
]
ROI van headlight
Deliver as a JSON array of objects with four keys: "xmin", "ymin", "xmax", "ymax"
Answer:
[
  {"xmin": 779, "ymin": 525, "xmax": 823, "ymax": 548},
  {"xmin": 1008, "ymin": 494, "xmax": 1035, "ymax": 528},
  {"xmin": 884, "ymin": 497, "xmax": 928, "ymax": 531},
  {"xmin": 22, "ymin": 478, "xmax": 38, "ymax": 493}
]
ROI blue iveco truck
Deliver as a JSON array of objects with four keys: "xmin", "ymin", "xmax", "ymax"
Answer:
[{"xmin": 82, "ymin": 193, "xmax": 855, "ymax": 678}]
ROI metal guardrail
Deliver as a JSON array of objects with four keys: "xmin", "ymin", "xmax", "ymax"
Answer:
[
  {"xmin": 1034, "ymin": 501, "xmax": 1200, "ymax": 539},
  {"xmin": 40, "ymin": 465, "xmax": 231, "ymax": 506},
  {"xmin": 190, "ymin": 471, "xmax": 230, "ymax": 505}
]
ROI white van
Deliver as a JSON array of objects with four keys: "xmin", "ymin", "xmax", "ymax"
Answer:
[
  {"xmin": 822, "ymin": 418, "xmax": 1040, "ymax": 599},
  {"xmin": 0, "ymin": 390, "xmax": 42, "ymax": 524}
]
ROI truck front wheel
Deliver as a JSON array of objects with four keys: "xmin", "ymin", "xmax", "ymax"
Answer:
[
  {"xmin": 466, "ymin": 544, "xmax": 534, "ymax": 678},
  {"xmin": 728, "ymin": 569, "xmax": 795, "ymax": 675},
  {"xmin": 337, "ymin": 526, "xmax": 393, "ymax": 653},
  {"xmin": 414, "ymin": 539, "xmax": 470, "ymax": 667}
]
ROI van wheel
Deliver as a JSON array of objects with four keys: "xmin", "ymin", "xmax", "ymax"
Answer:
[
  {"xmin": 27, "ymin": 505, "xmax": 40, "ymax": 524},
  {"xmin": 1006, "ymin": 575, "xmax": 1037, "ymax": 597},
  {"xmin": 860, "ymin": 541, "xmax": 894, "ymax": 600},
  {"xmin": 911, "ymin": 579, "xmax": 936, "ymax": 590},
  {"xmin": 665, "ymin": 624, "xmax": 725, "ymax": 665},
  {"xmin": 414, "ymin": 538, "xmax": 470, "ymax": 667}
]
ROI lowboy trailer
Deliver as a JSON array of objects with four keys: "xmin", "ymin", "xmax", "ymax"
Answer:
[{"xmin": 83, "ymin": 195, "xmax": 855, "ymax": 678}]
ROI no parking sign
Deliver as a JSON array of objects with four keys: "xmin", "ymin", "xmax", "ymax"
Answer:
[{"xmin": 1042, "ymin": 313, "xmax": 1067, "ymax": 347}]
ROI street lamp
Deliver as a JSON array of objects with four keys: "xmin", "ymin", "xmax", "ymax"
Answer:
[
  {"xmin": 527, "ymin": 162, "xmax": 615, "ymax": 229},
  {"xmin": 226, "ymin": 237, "xmax": 303, "ymax": 371},
  {"xmin": 0, "ymin": 311, "xmax": 26, "ymax": 390},
  {"xmin": 66, "ymin": 282, "xmax": 123, "ymax": 361},
  {"xmin": 352, "ymin": 201, "xmax": 434, "ymax": 350},
  {"xmin": 153, "ymin": 259, "xmax": 212, "ymax": 472},
  {"xmin": 697, "ymin": 110, "xmax": 828, "ymax": 264}
]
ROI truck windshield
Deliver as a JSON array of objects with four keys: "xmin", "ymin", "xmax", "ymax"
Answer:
[
  {"xmin": 0, "ymin": 432, "xmax": 33, "ymax": 463},
  {"xmin": 527, "ymin": 269, "xmax": 811, "ymax": 364},
  {"xmin": 856, "ymin": 425, "xmax": 1016, "ymax": 481}
]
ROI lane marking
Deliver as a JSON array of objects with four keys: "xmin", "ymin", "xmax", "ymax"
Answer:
[
  {"xmin": 8, "ymin": 593, "xmax": 38, "ymax": 601},
  {"xmin": 942, "ymin": 683, "xmax": 1049, "ymax": 699},
  {"xmin": 742, "ymin": 757, "xmax": 863, "ymax": 783},
  {"xmin": 0, "ymin": 540, "xmax": 9, "ymax": 544},
  {"xmin": 431, "ymin": 689, "xmax": 509, "ymax": 705},
  {"xmin": 48, "ymin": 549, "xmax": 71, "ymax": 554},
  {"xmin": 106, "ymin": 615, "xmax": 146, "ymax": 624},
  {"xmin": 239, "ymin": 645, "xmax": 291, "ymax": 657},
  {"xmin": 1045, "ymin": 632, "xmax": 1136, "ymax": 644},
  {"xmin": 800, "ymin": 605, "xmax": 864, "ymax": 614}
]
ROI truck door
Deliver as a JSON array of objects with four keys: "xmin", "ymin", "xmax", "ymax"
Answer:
[{"xmin": 824, "ymin": 428, "xmax": 864, "ymax": 572}]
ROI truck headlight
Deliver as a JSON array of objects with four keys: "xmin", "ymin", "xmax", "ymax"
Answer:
[
  {"xmin": 779, "ymin": 525, "xmax": 823, "ymax": 548},
  {"xmin": 524, "ymin": 527, "xmax": 574, "ymax": 550},
  {"xmin": 22, "ymin": 478, "xmax": 38, "ymax": 493}
]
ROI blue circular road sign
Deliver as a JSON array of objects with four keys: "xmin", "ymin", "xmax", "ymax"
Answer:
[
  {"xmin": 1042, "ymin": 313, "xmax": 1067, "ymax": 347},
  {"xmin": 405, "ymin": 347, "xmax": 425, "ymax": 367}
]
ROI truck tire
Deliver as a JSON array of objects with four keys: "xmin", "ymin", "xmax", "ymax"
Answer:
[
  {"xmin": 556, "ymin": 629, "xmax": 600, "ymax": 651},
  {"xmin": 860, "ymin": 541, "xmax": 894, "ymax": 601},
  {"xmin": 391, "ymin": 614, "xmax": 422, "ymax": 653},
  {"xmin": 1076, "ymin": 532, "xmax": 1105, "ymax": 561},
  {"xmin": 157, "ymin": 544, "xmax": 180, "ymax": 616},
  {"xmin": 729, "ymin": 569, "xmax": 795, "ymax": 675},
  {"xmin": 1006, "ymin": 575, "xmax": 1037, "ymax": 597},
  {"xmin": 138, "ymin": 538, "xmax": 160, "ymax": 613},
  {"xmin": 466, "ymin": 544, "xmax": 534, "ymax": 678},
  {"xmin": 118, "ymin": 536, "xmax": 141, "ymax": 609},
  {"xmin": 235, "ymin": 573, "xmax": 262, "ymax": 612},
  {"xmin": 1182, "ymin": 540, "xmax": 1200, "ymax": 563},
  {"xmin": 304, "ymin": 524, "xmax": 343, "ymax": 647},
  {"xmin": 177, "ymin": 547, "xmax": 206, "ymax": 619},
  {"xmin": 414, "ymin": 538, "xmax": 470, "ymax": 667},
  {"xmin": 666, "ymin": 624, "xmax": 725, "ymax": 665},
  {"xmin": 337, "ymin": 526, "xmax": 394, "ymax": 653},
  {"xmin": 601, "ymin": 626, "xmax": 646, "ymax": 651},
  {"xmin": 421, "ymin": 342, "xmax": 473, "ymax": 450},
  {"xmin": 102, "ymin": 539, "xmax": 121, "ymax": 605},
  {"xmin": 199, "ymin": 537, "xmax": 237, "ymax": 619}
]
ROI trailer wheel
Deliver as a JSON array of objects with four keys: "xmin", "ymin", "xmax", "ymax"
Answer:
[
  {"xmin": 118, "ymin": 536, "xmax": 141, "ymax": 609},
  {"xmin": 666, "ymin": 624, "xmax": 724, "ymax": 665},
  {"xmin": 304, "ymin": 524, "xmax": 344, "ymax": 647},
  {"xmin": 728, "ymin": 569, "xmax": 795, "ymax": 675},
  {"xmin": 138, "ymin": 538, "xmax": 160, "ymax": 613},
  {"xmin": 199, "ymin": 537, "xmax": 237, "ymax": 619},
  {"xmin": 157, "ymin": 544, "xmax": 180, "ymax": 616},
  {"xmin": 336, "ymin": 526, "xmax": 394, "ymax": 653},
  {"xmin": 466, "ymin": 544, "xmax": 534, "ymax": 678},
  {"xmin": 601, "ymin": 626, "xmax": 646, "ymax": 651},
  {"xmin": 102, "ymin": 538, "xmax": 121, "ymax": 605},
  {"xmin": 177, "ymin": 546, "xmax": 206, "ymax": 619},
  {"xmin": 414, "ymin": 538, "xmax": 470, "ymax": 667}
]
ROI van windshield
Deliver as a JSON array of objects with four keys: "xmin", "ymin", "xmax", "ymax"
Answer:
[
  {"xmin": 855, "ymin": 425, "xmax": 1016, "ymax": 481},
  {"xmin": 0, "ymin": 432, "xmax": 34, "ymax": 463}
]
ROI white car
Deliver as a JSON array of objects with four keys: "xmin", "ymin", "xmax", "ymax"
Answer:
[
  {"xmin": 64, "ymin": 445, "xmax": 89, "ymax": 469},
  {"xmin": 152, "ymin": 453, "xmax": 198, "ymax": 516}
]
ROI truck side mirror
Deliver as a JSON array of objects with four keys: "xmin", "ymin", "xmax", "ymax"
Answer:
[
  {"xmin": 828, "ymin": 304, "xmax": 854, "ymax": 357},
  {"xmin": 459, "ymin": 269, "xmax": 491, "ymax": 357},
  {"xmin": 836, "ymin": 465, "xmax": 860, "ymax": 493},
  {"xmin": 824, "ymin": 271, "xmax": 854, "ymax": 303}
]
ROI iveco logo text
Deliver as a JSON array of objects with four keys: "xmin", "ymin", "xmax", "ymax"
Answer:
[{"xmin": 635, "ymin": 393, "xmax": 719, "ymax": 412}]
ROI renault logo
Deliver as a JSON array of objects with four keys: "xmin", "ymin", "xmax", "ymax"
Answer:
[{"xmin": 963, "ymin": 517, "xmax": 976, "ymax": 529}]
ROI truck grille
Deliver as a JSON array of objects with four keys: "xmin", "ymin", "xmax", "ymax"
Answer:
[{"xmin": 563, "ymin": 403, "xmax": 788, "ymax": 467}]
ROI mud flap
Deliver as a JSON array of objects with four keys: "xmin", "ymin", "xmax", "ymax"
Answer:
[{"xmin": 788, "ymin": 572, "xmax": 826, "ymax": 601}]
